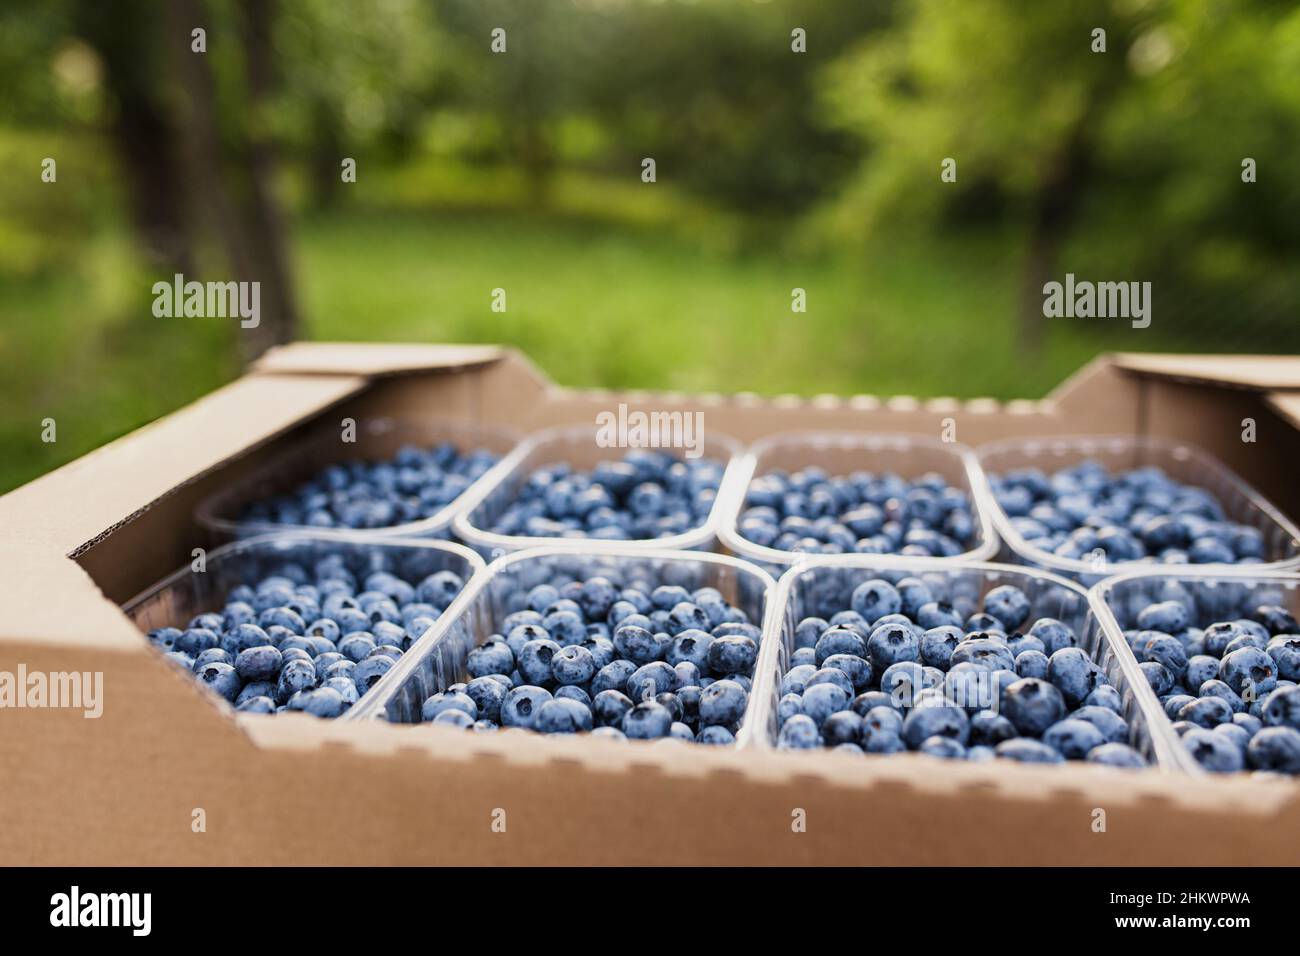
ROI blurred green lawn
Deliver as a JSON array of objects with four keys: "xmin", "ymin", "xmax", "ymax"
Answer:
[{"xmin": 0, "ymin": 198, "xmax": 1166, "ymax": 495}]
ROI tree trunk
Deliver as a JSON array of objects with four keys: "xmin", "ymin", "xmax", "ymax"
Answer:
[
  {"xmin": 73, "ymin": 0, "xmax": 195, "ymax": 274},
  {"xmin": 1018, "ymin": 123, "xmax": 1094, "ymax": 352},
  {"xmin": 167, "ymin": 0, "xmax": 298, "ymax": 362}
]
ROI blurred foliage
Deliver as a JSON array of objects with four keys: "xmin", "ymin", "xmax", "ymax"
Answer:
[{"xmin": 0, "ymin": 0, "xmax": 1298, "ymax": 492}]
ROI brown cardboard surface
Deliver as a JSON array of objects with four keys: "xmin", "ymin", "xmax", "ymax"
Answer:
[
  {"xmin": 1115, "ymin": 352, "xmax": 1300, "ymax": 391},
  {"xmin": 3, "ymin": 343, "xmax": 1299, "ymax": 866}
]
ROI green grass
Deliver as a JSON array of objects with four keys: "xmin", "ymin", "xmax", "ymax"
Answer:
[{"xmin": 0, "ymin": 201, "xmax": 1186, "ymax": 495}]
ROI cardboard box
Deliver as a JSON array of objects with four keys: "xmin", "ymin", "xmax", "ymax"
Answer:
[{"xmin": 3, "ymin": 343, "xmax": 1300, "ymax": 865}]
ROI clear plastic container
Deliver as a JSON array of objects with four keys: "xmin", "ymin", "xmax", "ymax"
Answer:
[
  {"xmin": 717, "ymin": 431, "xmax": 999, "ymax": 575},
  {"xmin": 351, "ymin": 545, "xmax": 777, "ymax": 747},
  {"xmin": 977, "ymin": 435, "xmax": 1300, "ymax": 585},
  {"xmin": 451, "ymin": 423, "xmax": 747, "ymax": 558},
  {"xmin": 1089, "ymin": 566, "xmax": 1300, "ymax": 776},
  {"xmin": 196, "ymin": 417, "xmax": 522, "ymax": 540},
  {"xmin": 121, "ymin": 531, "xmax": 487, "ymax": 720},
  {"xmin": 747, "ymin": 556, "xmax": 1183, "ymax": 768}
]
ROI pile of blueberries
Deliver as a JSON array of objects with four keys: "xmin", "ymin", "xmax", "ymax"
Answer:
[
  {"xmin": 1128, "ymin": 594, "xmax": 1300, "ymax": 774},
  {"xmin": 238, "ymin": 442, "xmax": 500, "ymax": 530},
  {"xmin": 147, "ymin": 555, "xmax": 467, "ymax": 718},
  {"xmin": 736, "ymin": 468, "xmax": 976, "ymax": 558},
  {"xmin": 991, "ymin": 461, "xmax": 1266, "ymax": 565},
  {"xmin": 485, "ymin": 450, "xmax": 725, "ymax": 541},
  {"xmin": 777, "ymin": 577, "xmax": 1148, "ymax": 767},
  {"xmin": 420, "ymin": 576, "xmax": 759, "ymax": 743}
]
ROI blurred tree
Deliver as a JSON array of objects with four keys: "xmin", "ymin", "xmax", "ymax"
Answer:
[
  {"xmin": 271, "ymin": 0, "xmax": 442, "ymax": 208},
  {"xmin": 72, "ymin": 0, "xmax": 196, "ymax": 274},
  {"xmin": 821, "ymin": 0, "xmax": 1137, "ymax": 347},
  {"xmin": 820, "ymin": 0, "xmax": 1300, "ymax": 349}
]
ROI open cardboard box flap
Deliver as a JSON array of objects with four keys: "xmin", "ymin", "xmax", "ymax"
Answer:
[{"xmin": 3, "ymin": 343, "xmax": 1300, "ymax": 865}]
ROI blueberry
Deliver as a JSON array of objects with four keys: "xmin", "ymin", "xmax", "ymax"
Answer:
[
  {"xmin": 612, "ymin": 624, "xmax": 670, "ymax": 665},
  {"xmin": 627, "ymin": 662, "xmax": 677, "ymax": 701},
  {"xmin": 500, "ymin": 685, "xmax": 552, "ymax": 729},
  {"xmin": 1086, "ymin": 742, "xmax": 1146, "ymax": 768},
  {"xmin": 295, "ymin": 686, "xmax": 346, "ymax": 719},
  {"xmin": 1137, "ymin": 601, "xmax": 1189, "ymax": 634},
  {"xmin": 983, "ymin": 585, "xmax": 1031, "ymax": 631},
  {"xmin": 622, "ymin": 701, "xmax": 674, "ymax": 739},
  {"xmin": 535, "ymin": 697, "xmax": 594, "ymax": 733},
  {"xmin": 994, "ymin": 738, "xmax": 1064, "ymax": 763},
  {"xmin": 422, "ymin": 691, "xmax": 478, "ymax": 722},
  {"xmin": 193, "ymin": 648, "xmax": 233, "ymax": 671},
  {"xmin": 1047, "ymin": 648, "xmax": 1104, "ymax": 706},
  {"xmin": 517, "ymin": 638, "xmax": 562, "ymax": 685},
  {"xmin": 867, "ymin": 622, "xmax": 920, "ymax": 672},
  {"xmin": 324, "ymin": 676, "xmax": 359, "ymax": 707},
  {"xmin": 778, "ymin": 714, "xmax": 821, "ymax": 749},
  {"xmin": 432, "ymin": 709, "xmax": 475, "ymax": 729},
  {"xmin": 457, "ymin": 676, "xmax": 504, "ymax": 722},
  {"xmin": 1245, "ymin": 726, "xmax": 1300, "ymax": 772},
  {"xmin": 1182, "ymin": 727, "xmax": 1245, "ymax": 773},
  {"xmin": 800, "ymin": 682, "xmax": 850, "ymax": 727},
  {"xmin": 805, "ymin": 666, "xmax": 855, "ymax": 698},
  {"xmin": 1028, "ymin": 618, "xmax": 1077, "ymax": 655},
  {"xmin": 1002, "ymin": 678, "xmax": 1066, "ymax": 737},
  {"xmin": 274, "ymin": 659, "xmax": 315, "ymax": 704},
  {"xmin": 920, "ymin": 626, "xmax": 962, "ymax": 669},
  {"xmin": 1185, "ymin": 654, "xmax": 1220, "ymax": 690},
  {"xmin": 1251, "ymin": 604, "xmax": 1299, "ymax": 635},
  {"xmin": 696, "ymin": 725, "xmax": 736, "ymax": 745},
  {"xmin": 822, "ymin": 654, "xmax": 873, "ymax": 692},
  {"xmin": 822, "ymin": 710, "xmax": 864, "ymax": 746},
  {"xmin": 1042, "ymin": 718, "xmax": 1105, "ymax": 759},
  {"xmin": 236, "ymin": 696, "xmax": 276, "ymax": 714},
  {"xmin": 666, "ymin": 629, "xmax": 714, "ymax": 671},
  {"xmin": 1261, "ymin": 685, "xmax": 1300, "ymax": 730},
  {"xmin": 353, "ymin": 655, "xmax": 394, "ymax": 694},
  {"xmin": 1140, "ymin": 661, "xmax": 1174, "ymax": 697},
  {"xmin": 919, "ymin": 736, "xmax": 967, "ymax": 759},
  {"xmin": 1139, "ymin": 632, "xmax": 1189, "ymax": 681},
  {"xmin": 1084, "ymin": 684, "xmax": 1123, "ymax": 713},
  {"xmin": 177, "ymin": 627, "xmax": 220, "ymax": 656},
  {"xmin": 550, "ymin": 645, "xmax": 596, "ymax": 686},
  {"xmin": 951, "ymin": 637, "xmax": 1016, "ymax": 673},
  {"xmin": 707, "ymin": 636, "xmax": 758, "ymax": 676},
  {"xmin": 850, "ymin": 579, "xmax": 902, "ymax": 623},
  {"xmin": 1015, "ymin": 649, "xmax": 1050, "ymax": 681},
  {"xmin": 1218, "ymin": 647, "xmax": 1278, "ymax": 698},
  {"xmin": 467, "ymin": 640, "xmax": 515, "ymax": 679},
  {"xmin": 592, "ymin": 689, "xmax": 634, "ymax": 727},
  {"xmin": 969, "ymin": 710, "xmax": 1017, "ymax": 746},
  {"xmin": 901, "ymin": 701, "xmax": 969, "ymax": 748},
  {"xmin": 592, "ymin": 659, "xmax": 637, "ymax": 695},
  {"xmin": 699, "ymin": 679, "xmax": 749, "ymax": 727},
  {"xmin": 1196, "ymin": 679, "xmax": 1244, "ymax": 714},
  {"xmin": 814, "ymin": 627, "xmax": 868, "ymax": 665}
]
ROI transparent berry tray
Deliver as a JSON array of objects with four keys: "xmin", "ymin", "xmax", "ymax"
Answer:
[
  {"xmin": 195, "ymin": 417, "xmax": 522, "ymax": 541},
  {"xmin": 350, "ymin": 545, "xmax": 778, "ymax": 747},
  {"xmin": 451, "ymin": 423, "xmax": 747, "ymax": 558},
  {"xmin": 1089, "ymin": 567, "xmax": 1300, "ymax": 777},
  {"xmin": 748, "ymin": 556, "xmax": 1183, "ymax": 769},
  {"xmin": 717, "ymin": 431, "xmax": 999, "ymax": 575},
  {"xmin": 976, "ymin": 435, "xmax": 1300, "ymax": 586},
  {"xmin": 121, "ymin": 532, "xmax": 487, "ymax": 720}
]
